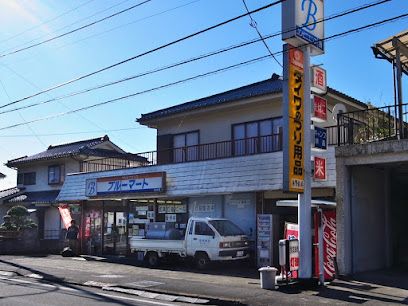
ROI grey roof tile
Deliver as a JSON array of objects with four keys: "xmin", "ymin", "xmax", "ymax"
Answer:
[{"xmin": 138, "ymin": 77, "xmax": 367, "ymax": 123}]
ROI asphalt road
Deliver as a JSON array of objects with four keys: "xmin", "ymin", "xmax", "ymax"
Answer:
[{"xmin": 0, "ymin": 276, "xmax": 193, "ymax": 306}]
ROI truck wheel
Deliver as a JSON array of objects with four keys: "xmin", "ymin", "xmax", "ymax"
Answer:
[
  {"xmin": 145, "ymin": 251, "xmax": 159, "ymax": 268},
  {"xmin": 195, "ymin": 252, "xmax": 210, "ymax": 270}
]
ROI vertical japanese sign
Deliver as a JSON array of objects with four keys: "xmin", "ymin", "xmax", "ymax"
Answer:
[
  {"xmin": 283, "ymin": 44, "xmax": 305, "ymax": 193},
  {"xmin": 314, "ymin": 156, "xmax": 326, "ymax": 180}
]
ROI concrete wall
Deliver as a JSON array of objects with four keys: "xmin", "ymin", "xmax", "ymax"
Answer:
[{"xmin": 351, "ymin": 166, "xmax": 388, "ymax": 272}]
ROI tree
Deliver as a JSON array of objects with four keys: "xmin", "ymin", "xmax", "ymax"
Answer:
[{"xmin": 0, "ymin": 206, "xmax": 37, "ymax": 231}]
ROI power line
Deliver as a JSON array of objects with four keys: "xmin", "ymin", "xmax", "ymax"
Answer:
[
  {"xmin": 0, "ymin": 127, "xmax": 146, "ymax": 137},
  {"xmin": 53, "ymin": 0, "xmax": 202, "ymax": 52},
  {"xmin": 0, "ymin": 1, "xmax": 284, "ymax": 109},
  {"xmin": 0, "ymin": 0, "xmax": 152, "ymax": 59},
  {"xmin": 0, "ymin": 0, "xmax": 132, "ymax": 53},
  {"xmin": 0, "ymin": 0, "xmax": 96, "ymax": 45},
  {"xmin": 0, "ymin": 0, "xmax": 390, "ymax": 114},
  {"xmin": 242, "ymin": 0, "xmax": 282, "ymax": 68},
  {"xmin": 1, "ymin": 10, "xmax": 407, "ymax": 131}
]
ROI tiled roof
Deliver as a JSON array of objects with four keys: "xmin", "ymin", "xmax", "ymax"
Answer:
[
  {"xmin": 138, "ymin": 77, "xmax": 367, "ymax": 123},
  {"xmin": 0, "ymin": 187, "xmax": 24, "ymax": 200},
  {"xmin": 6, "ymin": 135, "xmax": 143, "ymax": 166},
  {"xmin": 5, "ymin": 190, "xmax": 60, "ymax": 205}
]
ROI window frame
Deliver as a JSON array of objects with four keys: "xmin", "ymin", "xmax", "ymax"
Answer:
[
  {"xmin": 17, "ymin": 172, "xmax": 36, "ymax": 186},
  {"xmin": 172, "ymin": 130, "xmax": 200, "ymax": 162},
  {"xmin": 48, "ymin": 164, "xmax": 65, "ymax": 185},
  {"xmin": 232, "ymin": 117, "xmax": 283, "ymax": 155}
]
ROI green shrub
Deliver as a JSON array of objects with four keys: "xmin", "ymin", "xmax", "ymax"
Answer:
[{"xmin": 0, "ymin": 206, "xmax": 37, "ymax": 231}]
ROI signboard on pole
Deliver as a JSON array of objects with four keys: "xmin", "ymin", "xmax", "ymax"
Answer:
[
  {"xmin": 311, "ymin": 95, "xmax": 327, "ymax": 122},
  {"xmin": 311, "ymin": 66, "xmax": 327, "ymax": 94},
  {"xmin": 283, "ymin": 44, "xmax": 305, "ymax": 193},
  {"xmin": 282, "ymin": 0, "xmax": 325, "ymax": 55},
  {"xmin": 58, "ymin": 205, "xmax": 72, "ymax": 229},
  {"xmin": 314, "ymin": 156, "xmax": 327, "ymax": 180},
  {"xmin": 313, "ymin": 126, "xmax": 327, "ymax": 150},
  {"xmin": 288, "ymin": 239, "xmax": 300, "ymax": 271}
]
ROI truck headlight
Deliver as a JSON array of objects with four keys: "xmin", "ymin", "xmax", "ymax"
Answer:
[{"xmin": 219, "ymin": 242, "xmax": 232, "ymax": 248}]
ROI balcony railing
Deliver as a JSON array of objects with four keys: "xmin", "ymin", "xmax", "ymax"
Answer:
[
  {"xmin": 80, "ymin": 130, "xmax": 339, "ymax": 173},
  {"xmin": 337, "ymin": 103, "xmax": 408, "ymax": 146}
]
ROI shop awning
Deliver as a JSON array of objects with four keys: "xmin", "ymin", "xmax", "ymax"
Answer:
[
  {"xmin": 5, "ymin": 190, "xmax": 60, "ymax": 206},
  {"xmin": 276, "ymin": 199, "xmax": 336, "ymax": 208}
]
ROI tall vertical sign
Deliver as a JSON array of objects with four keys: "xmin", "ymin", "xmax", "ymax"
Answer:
[
  {"xmin": 283, "ymin": 45, "xmax": 305, "ymax": 193},
  {"xmin": 282, "ymin": 0, "xmax": 324, "ymax": 280}
]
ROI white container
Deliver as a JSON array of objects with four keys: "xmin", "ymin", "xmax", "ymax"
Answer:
[{"xmin": 258, "ymin": 266, "xmax": 278, "ymax": 290}]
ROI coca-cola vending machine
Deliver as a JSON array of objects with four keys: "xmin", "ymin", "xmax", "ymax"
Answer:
[{"xmin": 313, "ymin": 209, "xmax": 337, "ymax": 281}]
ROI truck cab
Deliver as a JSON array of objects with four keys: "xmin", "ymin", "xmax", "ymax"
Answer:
[{"xmin": 185, "ymin": 217, "xmax": 250, "ymax": 269}]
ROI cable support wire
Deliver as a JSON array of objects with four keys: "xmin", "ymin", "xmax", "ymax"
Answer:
[
  {"xmin": 242, "ymin": 0, "xmax": 282, "ymax": 67},
  {"xmin": 0, "ymin": 0, "xmax": 152, "ymax": 59},
  {"xmin": 0, "ymin": 0, "xmax": 390, "ymax": 115},
  {"xmin": 0, "ymin": 0, "xmax": 284, "ymax": 109},
  {"xmin": 0, "ymin": 11, "xmax": 406, "ymax": 132},
  {"xmin": 0, "ymin": 0, "xmax": 389, "ymax": 112}
]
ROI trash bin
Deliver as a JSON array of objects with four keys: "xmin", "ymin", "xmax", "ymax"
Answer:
[{"xmin": 258, "ymin": 266, "xmax": 278, "ymax": 290}]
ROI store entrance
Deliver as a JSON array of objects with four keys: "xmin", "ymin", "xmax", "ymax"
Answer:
[{"xmin": 103, "ymin": 211, "xmax": 127, "ymax": 255}]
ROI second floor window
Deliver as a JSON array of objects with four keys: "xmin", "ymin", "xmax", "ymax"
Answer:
[
  {"xmin": 232, "ymin": 118, "xmax": 283, "ymax": 155},
  {"xmin": 17, "ymin": 172, "xmax": 36, "ymax": 185},
  {"xmin": 173, "ymin": 131, "xmax": 199, "ymax": 162},
  {"xmin": 48, "ymin": 165, "xmax": 65, "ymax": 185}
]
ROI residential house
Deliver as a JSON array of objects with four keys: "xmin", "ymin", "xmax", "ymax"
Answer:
[
  {"xmin": 57, "ymin": 76, "xmax": 366, "ymax": 265},
  {"xmin": 1, "ymin": 135, "xmax": 145, "ymax": 251}
]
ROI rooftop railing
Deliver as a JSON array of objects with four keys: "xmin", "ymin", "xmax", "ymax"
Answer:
[
  {"xmin": 337, "ymin": 103, "xmax": 408, "ymax": 146},
  {"xmin": 80, "ymin": 129, "xmax": 339, "ymax": 173}
]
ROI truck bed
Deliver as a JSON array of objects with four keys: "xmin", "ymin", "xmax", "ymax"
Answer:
[{"xmin": 129, "ymin": 237, "xmax": 186, "ymax": 255}]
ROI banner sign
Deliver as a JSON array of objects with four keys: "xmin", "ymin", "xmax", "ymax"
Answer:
[
  {"xmin": 85, "ymin": 172, "xmax": 166, "ymax": 196},
  {"xmin": 284, "ymin": 222, "xmax": 299, "ymax": 240},
  {"xmin": 314, "ymin": 156, "xmax": 327, "ymax": 180},
  {"xmin": 313, "ymin": 126, "xmax": 327, "ymax": 150},
  {"xmin": 311, "ymin": 95, "xmax": 327, "ymax": 122},
  {"xmin": 58, "ymin": 206, "xmax": 72, "ymax": 229},
  {"xmin": 283, "ymin": 44, "xmax": 305, "ymax": 193},
  {"xmin": 282, "ymin": 0, "xmax": 325, "ymax": 55},
  {"xmin": 311, "ymin": 66, "xmax": 327, "ymax": 94},
  {"xmin": 314, "ymin": 210, "xmax": 336, "ymax": 280}
]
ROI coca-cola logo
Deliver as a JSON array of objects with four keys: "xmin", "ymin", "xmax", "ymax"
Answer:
[{"xmin": 322, "ymin": 213, "xmax": 336, "ymax": 278}]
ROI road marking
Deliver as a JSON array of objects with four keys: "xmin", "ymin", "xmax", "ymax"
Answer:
[
  {"xmin": 0, "ymin": 277, "xmax": 79, "ymax": 292},
  {"xmin": 97, "ymin": 292, "xmax": 178, "ymax": 306}
]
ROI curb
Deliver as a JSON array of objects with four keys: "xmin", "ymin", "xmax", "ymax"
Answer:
[{"xmin": 0, "ymin": 269, "xmax": 245, "ymax": 306}]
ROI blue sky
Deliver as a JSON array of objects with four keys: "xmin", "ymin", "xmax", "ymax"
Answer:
[{"xmin": 0, "ymin": 0, "xmax": 406, "ymax": 188}]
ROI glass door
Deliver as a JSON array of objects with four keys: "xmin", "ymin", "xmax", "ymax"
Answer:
[{"xmin": 103, "ymin": 211, "xmax": 127, "ymax": 255}]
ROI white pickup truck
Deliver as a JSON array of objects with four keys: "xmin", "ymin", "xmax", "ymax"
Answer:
[{"xmin": 129, "ymin": 217, "xmax": 250, "ymax": 269}]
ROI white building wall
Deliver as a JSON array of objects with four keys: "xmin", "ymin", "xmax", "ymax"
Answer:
[
  {"xmin": 17, "ymin": 158, "xmax": 80, "ymax": 192},
  {"xmin": 58, "ymin": 147, "xmax": 336, "ymax": 202}
]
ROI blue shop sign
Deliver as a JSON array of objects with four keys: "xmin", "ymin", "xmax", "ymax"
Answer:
[{"xmin": 314, "ymin": 126, "xmax": 327, "ymax": 150}]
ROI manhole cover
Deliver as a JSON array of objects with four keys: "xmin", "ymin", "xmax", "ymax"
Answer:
[{"xmin": 128, "ymin": 280, "xmax": 164, "ymax": 288}]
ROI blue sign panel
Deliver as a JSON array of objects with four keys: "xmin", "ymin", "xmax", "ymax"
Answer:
[{"xmin": 314, "ymin": 126, "xmax": 327, "ymax": 150}]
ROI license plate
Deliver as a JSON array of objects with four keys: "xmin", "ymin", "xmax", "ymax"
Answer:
[{"xmin": 237, "ymin": 250, "xmax": 244, "ymax": 257}]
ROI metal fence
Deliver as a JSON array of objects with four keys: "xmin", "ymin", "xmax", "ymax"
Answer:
[
  {"xmin": 337, "ymin": 103, "xmax": 408, "ymax": 146},
  {"xmin": 80, "ymin": 130, "xmax": 339, "ymax": 173}
]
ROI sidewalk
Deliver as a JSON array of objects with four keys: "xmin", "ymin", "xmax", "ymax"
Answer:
[{"xmin": 0, "ymin": 254, "xmax": 406, "ymax": 305}]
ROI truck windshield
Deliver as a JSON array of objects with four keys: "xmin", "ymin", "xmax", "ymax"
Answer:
[{"xmin": 209, "ymin": 220, "xmax": 244, "ymax": 236}]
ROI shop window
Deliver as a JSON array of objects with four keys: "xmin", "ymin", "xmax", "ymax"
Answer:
[
  {"xmin": 17, "ymin": 172, "xmax": 36, "ymax": 185},
  {"xmin": 173, "ymin": 131, "xmax": 199, "ymax": 163},
  {"xmin": 48, "ymin": 165, "xmax": 65, "ymax": 185},
  {"xmin": 194, "ymin": 222, "xmax": 214, "ymax": 236}
]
